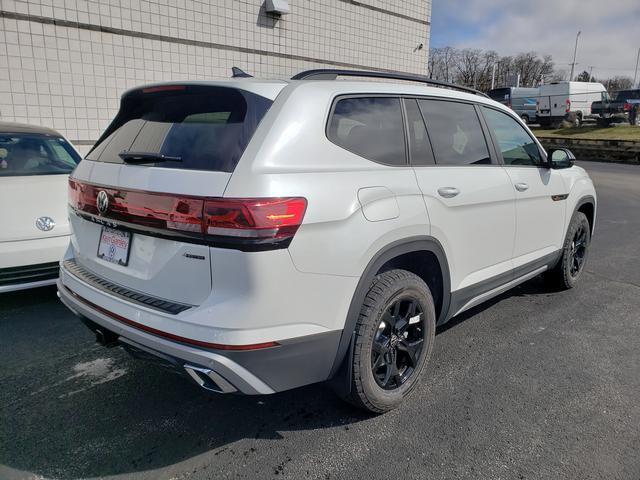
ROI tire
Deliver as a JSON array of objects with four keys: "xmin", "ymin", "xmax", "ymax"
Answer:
[
  {"xmin": 521, "ymin": 115, "xmax": 530, "ymax": 125},
  {"xmin": 343, "ymin": 269, "xmax": 436, "ymax": 413},
  {"xmin": 545, "ymin": 212, "xmax": 591, "ymax": 289}
]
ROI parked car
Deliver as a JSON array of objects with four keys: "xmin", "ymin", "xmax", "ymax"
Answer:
[
  {"xmin": 57, "ymin": 70, "xmax": 597, "ymax": 413},
  {"xmin": 591, "ymin": 89, "xmax": 640, "ymax": 126},
  {"xmin": 488, "ymin": 87, "xmax": 539, "ymax": 124},
  {"xmin": 536, "ymin": 81, "xmax": 607, "ymax": 127},
  {"xmin": 0, "ymin": 122, "xmax": 82, "ymax": 292}
]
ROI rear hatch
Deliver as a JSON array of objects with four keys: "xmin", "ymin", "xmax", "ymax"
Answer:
[{"xmin": 68, "ymin": 83, "xmax": 281, "ymax": 306}]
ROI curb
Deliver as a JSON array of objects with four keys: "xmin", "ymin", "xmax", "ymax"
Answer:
[{"xmin": 537, "ymin": 137, "xmax": 640, "ymax": 164}]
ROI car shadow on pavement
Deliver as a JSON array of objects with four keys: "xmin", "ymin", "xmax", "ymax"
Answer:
[{"xmin": 0, "ymin": 287, "xmax": 371, "ymax": 480}]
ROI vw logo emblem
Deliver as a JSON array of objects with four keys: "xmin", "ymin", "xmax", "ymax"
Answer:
[
  {"xmin": 97, "ymin": 190, "xmax": 109, "ymax": 214},
  {"xmin": 35, "ymin": 216, "xmax": 55, "ymax": 232}
]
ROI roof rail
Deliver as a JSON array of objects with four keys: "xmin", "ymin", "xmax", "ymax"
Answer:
[{"xmin": 291, "ymin": 69, "xmax": 489, "ymax": 98}]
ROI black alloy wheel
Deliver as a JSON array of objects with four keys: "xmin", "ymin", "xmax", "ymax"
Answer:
[
  {"xmin": 371, "ymin": 296, "xmax": 425, "ymax": 390},
  {"xmin": 569, "ymin": 222, "xmax": 588, "ymax": 277}
]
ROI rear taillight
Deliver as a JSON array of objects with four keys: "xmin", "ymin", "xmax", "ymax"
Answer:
[
  {"xmin": 68, "ymin": 179, "xmax": 307, "ymax": 251},
  {"xmin": 624, "ymin": 102, "xmax": 632, "ymax": 112},
  {"xmin": 565, "ymin": 99, "xmax": 571, "ymax": 113},
  {"xmin": 204, "ymin": 198, "xmax": 307, "ymax": 241}
]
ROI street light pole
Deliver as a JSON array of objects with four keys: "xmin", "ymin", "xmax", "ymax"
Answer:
[
  {"xmin": 634, "ymin": 47, "xmax": 640, "ymax": 88},
  {"xmin": 569, "ymin": 30, "xmax": 581, "ymax": 81}
]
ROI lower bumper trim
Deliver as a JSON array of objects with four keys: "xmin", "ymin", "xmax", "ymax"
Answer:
[{"xmin": 61, "ymin": 284, "xmax": 280, "ymax": 351}]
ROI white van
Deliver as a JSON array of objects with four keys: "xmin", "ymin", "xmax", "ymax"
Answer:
[{"xmin": 537, "ymin": 81, "xmax": 607, "ymax": 127}]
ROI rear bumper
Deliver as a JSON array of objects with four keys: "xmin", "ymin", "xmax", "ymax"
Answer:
[
  {"xmin": 57, "ymin": 272, "xmax": 343, "ymax": 395},
  {"xmin": 0, "ymin": 235, "xmax": 69, "ymax": 293}
]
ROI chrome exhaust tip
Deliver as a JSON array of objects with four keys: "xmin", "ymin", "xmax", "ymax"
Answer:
[{"xmin": 184, "ymin": 365, "xmax": 237, "ymax": 394}]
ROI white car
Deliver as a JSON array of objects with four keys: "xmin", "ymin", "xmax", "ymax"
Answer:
[
  {"xmin": 0, "ymin": 122, "xmax": 81, "ymax": 292},
  {"xmin": 57, "ymin": 70, "xmax": 596, "ymax": 412}
]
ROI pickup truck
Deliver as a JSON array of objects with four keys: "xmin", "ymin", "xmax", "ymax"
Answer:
[{"xmin": 591, "ymin": 89, "xmax": 640, "ymax": 126}]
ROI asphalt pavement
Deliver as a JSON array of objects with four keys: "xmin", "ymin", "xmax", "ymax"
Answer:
[{"xmin": 1, "ymin": 161, "xmax": 639, "ymax": 480}]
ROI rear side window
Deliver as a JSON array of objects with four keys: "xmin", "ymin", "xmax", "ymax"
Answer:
[
  {"xmin": 327, "ymin": 97, "xmax": 406, "ymax": 166},
  {"xmin": 0, "ymin": 134, "xmax": 80, "ymax": 177},
  {"xmin": 418, "ymin": 100, "xmax": 492, "ymax": 166},
  {"xmin": 87, "ymin": 86, "xmax": 272, "ymax": 173},
  {"xmin": 482, "ymin": 107, "xmax": 543, "ymax": 167}
]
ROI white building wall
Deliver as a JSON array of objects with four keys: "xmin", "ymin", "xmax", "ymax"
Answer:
[{"xmin": 0, "ymin": 0, "xmax": 431, "ymax": 153}]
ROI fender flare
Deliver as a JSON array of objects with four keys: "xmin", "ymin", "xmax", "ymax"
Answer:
[
  {"xmin": 328, "ymin": 236, "xmax": 451, "ymax": 379},
  {"xmin": 572, "ymin": 194, "xmax": 596, "ymax": 233}
]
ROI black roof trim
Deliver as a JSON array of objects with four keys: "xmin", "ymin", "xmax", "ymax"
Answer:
[{"xmin": 291, "ymin": 69, "xmax": 489, "ymax": 98}]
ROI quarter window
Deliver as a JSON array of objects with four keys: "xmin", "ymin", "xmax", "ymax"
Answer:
[
  {"xmin": 482, "ymin": 107, "xmax": 544, "ymax": 167},
  {"xmin": 328, "ymin": 97, "xmax": 406, "ymax": 165},
  {"xmin": 418, "ymin": 100, "xmax": 492, "ymax": 165}
]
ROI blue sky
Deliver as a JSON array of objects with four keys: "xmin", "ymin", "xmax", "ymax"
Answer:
[{"xmin": 430, "ymin": 0, "xmax": 640, "ymax": 79}]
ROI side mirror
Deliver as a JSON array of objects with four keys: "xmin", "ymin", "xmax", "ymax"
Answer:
[{"xmin": 548, "ymin": 148, "xmax": 575, "ymax": 169}]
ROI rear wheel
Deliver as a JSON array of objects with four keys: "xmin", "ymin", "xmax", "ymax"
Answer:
[
  {"xmin": 521, "ymin": 114, "xmax": 530, "ymax": 125},
  {"xmin": 343, "ymin": 269, "xmax": 436, "ymax": 413},
  {"xmin": 545, "ymin": 211, "xmax": 591, "ymax": 289}
]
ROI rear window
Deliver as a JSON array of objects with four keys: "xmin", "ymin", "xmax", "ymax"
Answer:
[
  {"xmin": 488, "ymin": 88, "xmax": 510, "ymax": 102},
  {"xmin": 87, "ymin": 86, "xmax": 273, "ymax": 173},
  {"xmin": 616, "ymin": 90, "xmax": 640, "ymax": 101},
  {"xmin": 0, "ymin": 133, "xmax": 80, "ymax": 177}
]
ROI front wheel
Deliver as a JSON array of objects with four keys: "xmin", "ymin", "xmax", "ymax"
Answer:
[
  {"xmin": 343, "ymin": 269, "xmax": 436, "ymax": 413},
  {"xmin": 545, "ymin": 211, "xmax": 591, "ymax": 289}
]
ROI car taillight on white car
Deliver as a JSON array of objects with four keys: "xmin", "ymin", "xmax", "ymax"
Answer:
[
  {"xmin": 68, "ymin": 178, "xmax": 307, "ymax": 251},
  {"xmin": 565, "ymin": 99, "xmax": 571, "ymax": 113}
]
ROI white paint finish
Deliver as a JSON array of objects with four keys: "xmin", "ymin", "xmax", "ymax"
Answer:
[
  {"xmin": 0, "ymin": 174, "xmax": 70, "ymax": 242},
  {"xmin": 413, "ymin": 166, "xmax": 516, "ymax": 291},
  {"xmin": 57, "ymin": 76, "xmax": 599, "ymax": 396},
  {"xmin": 357, "ymin": 186, "xmax": 400, "ymax": 222},
  {"xmin": 504, "ymin": 167, "xmax": 567, "ymax": 259},
  {"xmin": 69, "ymin": 214, "xmax": 212, "ymax": 306},
  {"xmin": 0, "ymin": 234, "xmax": 69, "ymax": 269},
  {"xmin": 537, "ymin": 81, "xmax": 607, "ymax": 119}
]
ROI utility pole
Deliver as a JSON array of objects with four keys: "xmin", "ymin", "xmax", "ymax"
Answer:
[
  {"xmin": 634, "ymin": 47, "xmax": 640, "ymax": 88},
  {"xmin": 588, "ymin": 66, "xmax": 594, "ymax": 82},
  {"xmin": 569, "ymin": 30, "xmax": 581, "ymax": 81},
  {"xmin": 491, "ymin": 63, "xmax": 496, "ymax": 90}
]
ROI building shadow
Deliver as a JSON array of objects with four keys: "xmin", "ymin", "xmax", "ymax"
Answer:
[{"xmin": 256, "ymin": 1, "xmax": 279, "ymax": 29}]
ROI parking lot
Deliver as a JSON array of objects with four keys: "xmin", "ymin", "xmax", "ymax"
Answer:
[{"xmin": 1, "ymin": 160, "xmax": 639, "ymax": 480}]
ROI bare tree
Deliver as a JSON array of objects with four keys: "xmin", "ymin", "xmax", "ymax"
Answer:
[{"xmin": 428, "ymin": 46, "xmax": 555, "ymax": 91}]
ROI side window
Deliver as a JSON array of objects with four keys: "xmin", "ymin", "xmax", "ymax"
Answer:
[
  {"xmin": 404, "ymin": 99, "xmax": 435, "ymax": 166},
  {"xmin": 482, "ymin": 107, "xmax": 544, "ymax": 167},
  {"xmin": 328, "ymin": 97, "xmax": 406, "ymax": 165},
  {"xmin": 417, "ymin": 99, "xmax": 492, "ymax": 165}
]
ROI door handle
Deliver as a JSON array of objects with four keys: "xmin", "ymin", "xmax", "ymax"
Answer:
[
  {"xmin": 514, "ymin": 182, "xmax": 529, "ymax": 192},
  {"xmin": 437, "ymin": 187, "xmax": 460, "ymax": 198}
]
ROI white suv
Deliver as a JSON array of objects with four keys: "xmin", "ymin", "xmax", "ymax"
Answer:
[{"xmin": 58, "ymin": 69, "xmax": 596, "ymax": 413}]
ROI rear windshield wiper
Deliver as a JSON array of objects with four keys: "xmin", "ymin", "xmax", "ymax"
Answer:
[{"xmin": 118, "ymin": 151, "xmax": 182, "ymax": 163}]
